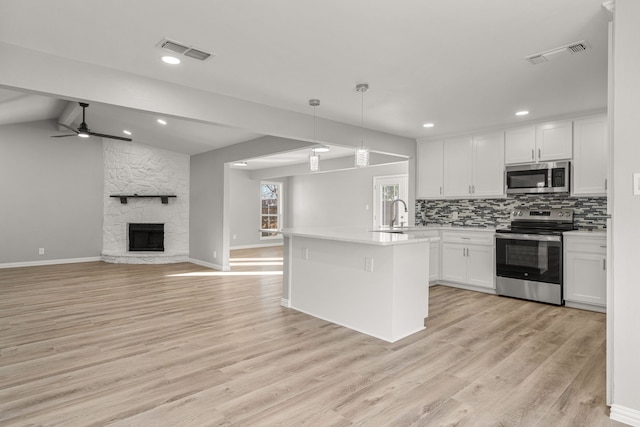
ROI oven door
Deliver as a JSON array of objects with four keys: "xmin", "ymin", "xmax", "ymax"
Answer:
[{"xmin": 495, "ymin": 233, "xmax": 562, "ymax": 284}]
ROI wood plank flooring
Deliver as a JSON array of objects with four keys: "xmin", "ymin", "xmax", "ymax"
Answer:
[{"xmin": 0, "ymin": 247, "xmax": 624, "ymax": 426}]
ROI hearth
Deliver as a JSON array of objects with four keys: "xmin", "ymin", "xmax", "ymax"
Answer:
[{"xmin": 129, "ymin": 223, "xmax": 164, "ymax": 252}]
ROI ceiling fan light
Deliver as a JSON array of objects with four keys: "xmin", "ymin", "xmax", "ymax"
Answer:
[{"xmin": 78, "ymin": 131, "xmax": 90, "ymax": 138}]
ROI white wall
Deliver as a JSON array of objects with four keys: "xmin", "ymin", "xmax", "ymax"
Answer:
[
  {"xmin": 611, "ymin": 0, "xmax": 640, "ymax": 422},
  {"xmin": 0, "ymin": 120, "xmax": 103, "ymax": 264},
  {"xmin": 229, "ymin": 168, "xmax": 284, "ymax": 248},
  {"xmin": 288, "ymin": 162, "xmax": 408, "ymax": 228},
  {"xmin": 102, "ymin": 140, "xmax": 189, "ymax": 257}
]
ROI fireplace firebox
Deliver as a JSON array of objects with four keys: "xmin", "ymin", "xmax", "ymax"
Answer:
[{"xmin": 129, "ymin": 223, "xmax": 164, "ymax": 252}]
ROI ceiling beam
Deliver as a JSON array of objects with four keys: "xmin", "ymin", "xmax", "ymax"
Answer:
[
  {"xmin": 0, "ymin": 42, "xmax": 416, "ymax": 158},
  {"xmin": 56, "ymin": 100, "xmax": 81, "ymax": 131}
]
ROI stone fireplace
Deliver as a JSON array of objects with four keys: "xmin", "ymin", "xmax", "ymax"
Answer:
[{"xmin": 101, "ymin": 140, "xmax": 189, "ymax": 264}]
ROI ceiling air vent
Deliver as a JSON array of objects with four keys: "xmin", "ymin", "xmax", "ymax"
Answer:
[
  {"xmin": 525, "ymin": 40, "xmax": 590, "ymax": 65},
  {"xmin": 156, "ymin": 38, "xmax": 214, "ymax": 61}
]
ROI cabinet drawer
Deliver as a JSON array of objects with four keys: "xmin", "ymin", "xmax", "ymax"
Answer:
[
  {"xmin": 409, "ymin": 230, "xmax": 440, "ymax": 239},
  {"xmin": 441, "ymin": 230, "xmax": 494, "ymax": 245},
  {"xmin": 564, "ymin": 236, "xmax": 606, "ymax": 254}
]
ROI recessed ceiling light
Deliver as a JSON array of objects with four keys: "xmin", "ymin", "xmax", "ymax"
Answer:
[
  {"xmin": 123, "ymin": 130, "xmax": 132, "ymax": 136},
  {"xmin": 233, "ymin": 161, "xmax": 248, "ymax": 167},
  {"xmin": 423, "ymin": 123, "xmax": 435, "ymax": 128},
  {"xmin": 157, "ymin": 119, "xmax": 167, "ymax": 125},
  {"xmin": 314, "ymin": 145, "xmax": 330, "ymax": 153},
  {"xmin": 162, "ymin": 56, "xmax": 181, "ymax": 65},
  {"xmin": 516, "ymin": 110, "xmax": 529, "ymax": 116}
]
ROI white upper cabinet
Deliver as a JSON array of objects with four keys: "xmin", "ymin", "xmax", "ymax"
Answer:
[
  {"xmin": 505, "ymin": 121, "xmax": 572, "ymax": 164},
  {"xmin": 416, "ymin": 140, "xmax": 444, "ymax": 199},
  {"xmin": 536, "ymin": 120, "xmax": 573, "ymax": 162},
  {"xmin": 572, "ymin": 115, "xmax": 607, "ymax": 196},
  {"xmin": 505, "ymin": 126, "xmax": 536, "ymax": 164},
  {"xmin": 472, "ymin": 132, "xmax": 505, "ymax": 197},
  {"xmin": 443, "ymin": 136, "xmax": 473, "ymax": 197}
]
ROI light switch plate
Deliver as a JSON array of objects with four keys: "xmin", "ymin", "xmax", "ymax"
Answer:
[{"xmin": 634, "ymin": 173, "xmax": 640, "ymax": 195}]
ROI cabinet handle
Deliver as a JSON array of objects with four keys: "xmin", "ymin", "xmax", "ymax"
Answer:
[
  {"xmin": 603, "ymin": 259, "xmax": 606, "ymax": 270},
  {"xmin": 605, "ymin": 179, "xmax": 607, "ymax": 191},
  {"xmin": 440, "ymin": 186, "xmax": 443, "ymax": 195},
  {"xmin": 468, "ymin": 185, "xmax": 472, "ymax": 194},
  {"xmin": 472, "ymin": 185, "xmax": 475, "ymax": 194},
  {"xmin": 538, "ymin": 148, "xmax": 541, "ymax": 160},
  {"xmin": 463, "ymin": 248, "xmax": 466, "ymax": 257},
  {"xmin": 531, "ymin": 149, "xmax": 534, "ymax": 160}
]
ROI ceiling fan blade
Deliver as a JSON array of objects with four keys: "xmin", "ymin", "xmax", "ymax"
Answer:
[
  {"xmin": 88, "ymin": 131, "xmax": 133, "ymax": 142},
  {"xmin": 57, "ymin": 123, "xmax": 79, "ymax": 134},
  {"xmin": 50, "ymin": 134, "xmax": 77, "ymax": 138}
]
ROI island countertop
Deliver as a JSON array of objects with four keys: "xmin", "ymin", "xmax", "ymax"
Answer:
[{"xmin": 277, "ymin": 227, "xmax": 438, "ymax": 246}]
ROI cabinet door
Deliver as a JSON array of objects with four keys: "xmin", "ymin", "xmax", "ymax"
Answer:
[
  {"xmin": 416, "ymin": 140, "xmax": 444, "ymax": 198},
  {"xmin": 472, "ymin": 132, "xmax": 505, "ymax": 197},
  {"xmin": 429, "ymin": 241, "xmax": 440, "ymax": 282},
  {"xmin": 536, "ymin": 120, "xmax": 572, "ymax": 161},
  {"xmin": 505, "ymin": 127, "xmax": 535, "ymax": 164},
  {"xmin": 565, "ymin": 252, "xmax": 606, "ymax": 306},
  {"xmin": 573, "ymin": 116, "xmax": 607, "ymax": 195},
  {"xmin": 466, "ymin": 244, "xmax": 495, "ymax": 289},
  {"xmin": 443, "ymin": 136, "xmax": 472, "ymax": 197},
  {"xmin": 441, "ymin": 243, "xmax": 467, "ymax": 283}
]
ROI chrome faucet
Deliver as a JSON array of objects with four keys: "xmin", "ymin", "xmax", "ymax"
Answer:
[{"xmin": 389, "ymin": 198, "xmax": 408, "ymax": 228}]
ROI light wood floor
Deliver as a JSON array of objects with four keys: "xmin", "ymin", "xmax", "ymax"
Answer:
[{"xmin": 0, "ymin": 247, "xmax": 624, "ymax": 426}]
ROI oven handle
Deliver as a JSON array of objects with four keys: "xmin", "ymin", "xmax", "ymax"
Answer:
[{"xmin": 495, "ymin": 233, "xmax": 562, "ymax": 242}]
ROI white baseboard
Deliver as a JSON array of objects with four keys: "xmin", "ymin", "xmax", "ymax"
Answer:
[
  {"xmin": 280, "ymin": 298, "xmax": 290, "ymax": 307},
  {"xmin": 189, "ymin": 258, "xmax": 230, "ymax": 272},
  {"xmin": 433, "ymin": 281, "xmax": 497, "ymax": 295},
  {"xmin": 0, "ymin": 257, "xmax": 102, "ymax": 269},
  {"xmin": 611, "ymin": 404, "xmax": 640, "ymax": 426},
  {"xmin": 231, "ymin": 242, "xmax": 283, "ymax": 250}
]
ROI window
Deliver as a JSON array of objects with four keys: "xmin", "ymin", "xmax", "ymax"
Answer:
[{"xmin": 260, "ymin": 182, "xmax": 282, "ymax": 238}]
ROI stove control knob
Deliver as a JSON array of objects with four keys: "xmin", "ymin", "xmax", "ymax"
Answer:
[
  {"xmin": 517, "ymin": 211, "xmax": 523, "ymax": 216},
  {"xmin": 558, "ymin": 212, "xmax": 564, "ymax": 217}
]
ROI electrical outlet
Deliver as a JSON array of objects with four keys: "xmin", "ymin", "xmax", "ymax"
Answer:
[
  {"xmin": 232, "ymin": 234, "xmax": 237, "ymax": 240},
  {"xmin": 38, "ymin": 248, "xmax": 45, "ymax": 255},
  {"xmin": 365, "ymin": 257, "xmax": 374, "ymax": 272},
  {"xmin": 302, "ymin": 248, "xmax": 309, "ymax": 260},
  {"xmin": 213, "ymin": 251, "xmax": 217, "ymax": 258},
  {"xmin": 451, "ymin": 211, "xmax": 459, "ymax": 220}
]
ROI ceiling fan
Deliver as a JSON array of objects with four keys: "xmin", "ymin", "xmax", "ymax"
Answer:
[{"xmin": 51, "ymin": 102, "xmax": 132, "ymax": 142}]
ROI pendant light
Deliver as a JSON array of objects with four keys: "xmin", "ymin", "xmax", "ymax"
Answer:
[
  {"xmin": 309, "ymin": 99, "xmax": 320, "ymax": 171},
  {"xmin": 355, "ymin": 83, "xmax": 370, "ymax": 167}
]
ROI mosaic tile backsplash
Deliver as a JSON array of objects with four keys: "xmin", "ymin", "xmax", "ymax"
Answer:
[{"xmin": 415, "ymin": 194, "xmax": 607, "ymax": 230}]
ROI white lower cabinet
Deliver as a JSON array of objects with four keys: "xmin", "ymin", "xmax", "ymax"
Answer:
[
  {"xmin": 564, "ymin": 233, "xmax": 607, "ymax": 312},
  {"xmin": 441, "ymin": 230, "xmax": 495, "ymax": 290}
]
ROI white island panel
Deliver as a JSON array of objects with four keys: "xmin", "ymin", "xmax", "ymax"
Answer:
[{"xmin": 286, "ymin": 235, "xmax": 429, "ymax": 343}]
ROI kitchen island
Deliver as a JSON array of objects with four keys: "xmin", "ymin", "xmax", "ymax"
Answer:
[{"xmin": 279, "ymin": 227, "xmax": 435, "ymax": 343}]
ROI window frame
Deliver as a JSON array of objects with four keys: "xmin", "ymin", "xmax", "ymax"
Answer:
[{"xmin": 259, "ymin": 181, "xmax": 283, "ymax": 240}]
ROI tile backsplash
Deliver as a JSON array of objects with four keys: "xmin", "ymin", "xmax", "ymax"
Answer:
[{"xmin": 415, "ymin": 194, "xmax": 607, "ymax": 229}]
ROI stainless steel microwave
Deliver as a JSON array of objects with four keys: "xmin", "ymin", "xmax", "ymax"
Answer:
[{"xmin": 505, "ymin": 161, "xmax": 570, "ymax": 194}]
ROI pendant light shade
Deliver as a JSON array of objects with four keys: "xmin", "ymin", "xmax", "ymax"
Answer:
[
  {"xmin": 309, "ymin": 99, "xmax": 320, "ymax": 172},
  {"xmin": 309, "ymin": 149, "xmax": 320, "ymax": 171},
  {"xmin": 355, "ymin": 83, "xmax": 370, "ymax": 168}
]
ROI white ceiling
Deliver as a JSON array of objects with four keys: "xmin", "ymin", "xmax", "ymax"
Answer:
[{"xmin": 0, "ymin": 0, "xmax": 610, "ymax": 167}]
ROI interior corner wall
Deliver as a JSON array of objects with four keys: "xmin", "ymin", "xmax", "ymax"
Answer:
[
  {"xmin": 0, "ymin": 120, "xmax": 103, "ymax": 264},
  {"xmin": 611, "ymin": 0, "xmax": 640, "ymax": 418},
  {"xmin": 289, "ymin": 162, "xmax": 409, "ymax": 228},
  {"xmin": 229, "ymin": 168, "xmax": 283, "ymax": 248}
]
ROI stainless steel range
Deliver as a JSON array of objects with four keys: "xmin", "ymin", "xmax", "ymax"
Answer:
[{"xmin": 495, "ymin": 208, "xmax": 574, "ymax": 305}]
